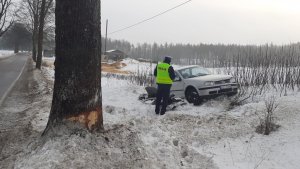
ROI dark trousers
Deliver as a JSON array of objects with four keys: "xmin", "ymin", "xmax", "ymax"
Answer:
[{"xmin": 155, "ymin": 84, "xmax": 172, "ymax": 114}]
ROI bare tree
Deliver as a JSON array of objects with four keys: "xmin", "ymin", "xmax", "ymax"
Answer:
[
  {"xmin": 1, "ymin": 22, "xmax": 32, "ymax": 53},
  {"xmin": 35, "ymin": 0, "xmax": 53, "ymax": 69},
  {"xmin": 26, "ymin": 0, "xmax": 40, "ymax": 61},
  {"xmin": 0, "ymin": 0, "xmax": 13, "ymax": 37},
  {"xmin": 18, "ymin": 0, "xmax": 53, "ymax": 62},
  {"xmin": 43, "ymin": 0, "xmax": 102, "ymax": 134}
]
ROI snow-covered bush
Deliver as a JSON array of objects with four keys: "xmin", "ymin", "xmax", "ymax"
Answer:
[{"xmin": 256, "ymin": 96, "xmax": 280, "ymax": 135}]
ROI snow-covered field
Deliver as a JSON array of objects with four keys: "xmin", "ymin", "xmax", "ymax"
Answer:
[
  {"xmin": 0, "ymin": 50, "xmax": 14, "ymax": 59},
  {"xmin": 13, "ymin": 58, "xmax": 300, "ymax": 169},
  {"xmin": 101, "ymin": 66, "xmax": 300, "ymax": 169}
]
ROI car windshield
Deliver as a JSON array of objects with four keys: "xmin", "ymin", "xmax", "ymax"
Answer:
[{"xmin": 178, "ymin": 66, "xmax": 211, "ymax": 79}]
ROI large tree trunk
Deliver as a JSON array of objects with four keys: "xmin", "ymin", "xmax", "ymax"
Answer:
[
  {"xmin": 43, "ymin": 0, "xmax": 102, "ymax": 133},
  {"xmin": 36, "ymin": 0, "xmax": 46, "ymax": 69},
  {"xmin": 32, "ymin": 14, "xmax": 39, "ymax": 62},
  {"xmin": 32, "ymin": 35, "xmax": 37, "ymax": 61},
  {"xmin": 14, "ymin": 40, "xmax": 19, "ymax": 53}
]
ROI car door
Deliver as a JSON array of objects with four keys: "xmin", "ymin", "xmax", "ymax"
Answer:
[{"xmin": 171, "ymin": 72, "xmax": 185, "ymax": 98}]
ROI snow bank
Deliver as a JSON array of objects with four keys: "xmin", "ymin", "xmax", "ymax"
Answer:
[
  {"xmin": 42, "ymin": 67, "xmax": 55, "ymax": 81},
  {"xmin": 15, "ymin": 125, "xmax": 153, "ymax": 169},
  {"xmin": 0, "ymin": 50, "xmax": 14, "ymax": 59}
]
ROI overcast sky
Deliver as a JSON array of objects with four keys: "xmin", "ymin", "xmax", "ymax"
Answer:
[{"xmin": 102, "ymin": 0, "xmax": 300, "ymax": 45}]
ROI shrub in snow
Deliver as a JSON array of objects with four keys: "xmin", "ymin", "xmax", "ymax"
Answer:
[
  {"xmin": 256, "ymin": 96, "xmax": 280, "ymax": 135},
  {"xmin": 227, "ymin": 86, "xmax": 257, "ymax": 110},
  {"xmin": 103, "ymin": 70, "xmax": 153, "ymax": 86}
]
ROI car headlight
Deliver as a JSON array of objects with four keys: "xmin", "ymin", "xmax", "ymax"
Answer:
[
  {"xmin": 204, "ymin": 81, "xmax": 214, "ymax": 86},
  {"xmin": 230, "ymin": 77, "xmax": 236, "ymax": 83}
]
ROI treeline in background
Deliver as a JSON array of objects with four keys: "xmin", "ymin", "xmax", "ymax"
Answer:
[{"xmin": 103, "ymin": 38, "xmax": 300, "ymax": 94}]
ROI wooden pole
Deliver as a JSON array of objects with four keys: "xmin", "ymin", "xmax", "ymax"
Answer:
[{"xmin": 104, "ymin": 19, "xmax": 108, "ymax": 54}]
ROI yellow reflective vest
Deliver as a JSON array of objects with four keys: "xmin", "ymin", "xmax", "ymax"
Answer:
[{"xmin": 156, "ymin": 62, "xmax": 173, "ymax": 84}]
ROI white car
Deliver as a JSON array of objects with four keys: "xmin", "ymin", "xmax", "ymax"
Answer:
[{"xmin": 171, "ymin": 65, "xmax": 238, "ymax": 104}]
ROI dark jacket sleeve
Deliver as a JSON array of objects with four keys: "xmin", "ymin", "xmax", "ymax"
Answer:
[
  {"xmin": 168, "ymin": 66, "xmax": 175, "ymax": 80},
  {"xmin": 154, "ymin": 66, "xmax": 157, "ymax": 77}
]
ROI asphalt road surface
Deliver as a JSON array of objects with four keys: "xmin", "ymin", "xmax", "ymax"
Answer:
[{"xmin": 0, "ymin": 53, "xmax": 28, "ymax": 104}]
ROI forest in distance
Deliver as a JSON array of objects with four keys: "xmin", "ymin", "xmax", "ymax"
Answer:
[
  {"xmin": 103, "ymin": 38, "xmax": 300, "ymax": 66},
  {"xmin": 103, "ymin": 38, "xmax": 300, "ymax": 94}
]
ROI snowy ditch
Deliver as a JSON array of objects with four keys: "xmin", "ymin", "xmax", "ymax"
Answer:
[{"xmin": 13, "ymin": 58, "xmax": 300, "ymax": 169}]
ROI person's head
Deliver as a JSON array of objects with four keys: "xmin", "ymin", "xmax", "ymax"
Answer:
[{"xmin": 163, "ymin": 56, "xmax": 172, "ymax": 64}]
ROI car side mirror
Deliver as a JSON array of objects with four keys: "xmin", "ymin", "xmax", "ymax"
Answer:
[{"xmin": 174, "ymin": 76, "xmax": 181, "ymax": 82}]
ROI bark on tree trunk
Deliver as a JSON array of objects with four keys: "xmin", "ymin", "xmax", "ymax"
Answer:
[
  {"xmin": 32, "ymin": 15, "xmax": 39, "ymax": 62},
  {"xmin": 36, "ymin": 0, "xmax": 46, "ymax": 69},
  {"xmin": 32, "ymin": 35, "xmax": 37, "ymax": 61},
  {"xmin": 43, "ymin": 0, "xmax": 102, "ymax": 134},
  {"xmin": 14, "ymin": 41, "xmax": 19, "ymax": 53}
]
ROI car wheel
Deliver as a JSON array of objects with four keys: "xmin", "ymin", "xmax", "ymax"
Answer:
[{"xmin": 185, "ymin": 88, "xmax": 201, "ymax": 105}]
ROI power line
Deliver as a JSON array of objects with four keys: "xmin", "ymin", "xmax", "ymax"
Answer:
[{"xmin": 108, "ymin": 0, "xmax": 192, "ymax": 35}]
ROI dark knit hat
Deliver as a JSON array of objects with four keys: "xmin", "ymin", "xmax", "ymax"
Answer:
[{"xmin": 163, "ymin": 56, "xmax": 172, "ymax": 63}]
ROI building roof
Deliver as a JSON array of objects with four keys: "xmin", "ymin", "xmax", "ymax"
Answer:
[{"xmin": 105, "ymin": 49, "xmax": 124, "ymax": 54}]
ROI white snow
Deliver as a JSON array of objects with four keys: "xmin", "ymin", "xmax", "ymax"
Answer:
[
  {"xmin": 42, "ymin": 66, "xmax": 54, "ymax": 80},
  {"xmin": 196, "ymin": 93, "xmax": 300, "ymax": 169},
  {"xmin": 0, "ymin": 50, "xmax": 14, "ymax": 59},
  {"xmin": 14, "ymin": 58, "xmax": 300, "ymax": 169},
  {"xmin": 120, "ymin": 58, "xmax": 223, "ymax": 75},
  {"xmin": 121, "ymin": 58, "xmax": 156, "ymax": 74}
]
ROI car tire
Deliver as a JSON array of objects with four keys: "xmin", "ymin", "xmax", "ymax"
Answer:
[{"xmin": 185, "ymin": 88, "xmax": 202, "ymax": 105}]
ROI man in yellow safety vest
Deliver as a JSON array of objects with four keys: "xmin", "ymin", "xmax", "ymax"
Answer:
[{"xmin": 154, "ymin": 56, "xmax": 175, "ymax": 115}]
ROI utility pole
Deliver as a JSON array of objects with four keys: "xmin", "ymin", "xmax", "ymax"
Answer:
[{"xmin": 104, "ymin": 19, "xmax": 108, "ymax": 54}]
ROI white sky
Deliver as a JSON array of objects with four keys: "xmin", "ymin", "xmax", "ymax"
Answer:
[{"xmin": 102, "ymin": 0, "xmax": 300, "ymax": 45}]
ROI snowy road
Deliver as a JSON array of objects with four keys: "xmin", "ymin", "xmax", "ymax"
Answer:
[
  {"xmin": 0, "ymin": 53, "xmax": 28, "ymax": 105},
  {"xmin": 0, "ymin": 58, "xmax": 51, "ymax": 169}
]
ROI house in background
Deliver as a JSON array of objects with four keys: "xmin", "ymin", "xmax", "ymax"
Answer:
[
  {"xmin": 102, "ymin": 49, "xmax": 127, "ymax": 62},
  {"xmin": 43, "ymin": 39, "xmax": 55, "ymax": 57},
  {"xmin": 44, "ymin": 48, "xmax": 55, "ymax": 57}
]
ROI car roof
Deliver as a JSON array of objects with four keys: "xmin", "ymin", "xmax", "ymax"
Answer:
[{"xmin": 174, "ymin": 65, "xmax": 201, "ymax": 71}]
